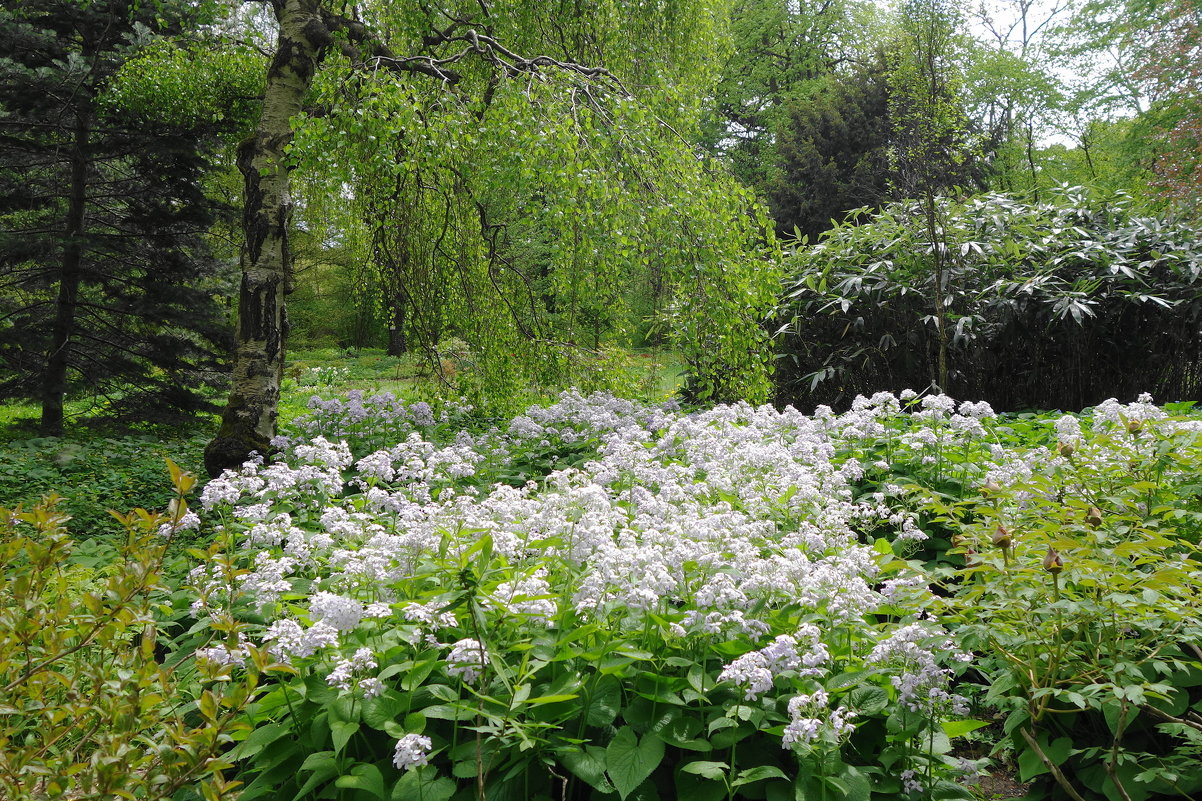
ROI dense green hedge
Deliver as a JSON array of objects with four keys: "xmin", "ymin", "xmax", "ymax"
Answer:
[{"xmin": 774, "ymin": 188, "xmax": 1202, "ymax": 411}]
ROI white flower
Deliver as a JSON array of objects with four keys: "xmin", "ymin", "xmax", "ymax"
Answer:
[
  {"xmin": 309, "ymin": 591, "xmax": 364, "ymax": 631},
  {"xmin": 446, "ymin": 638, "xmax": 487, "ymax": 683},
  {"xmin": 393, "ymin": 733, "xmax": 432, "ymax": 770}
]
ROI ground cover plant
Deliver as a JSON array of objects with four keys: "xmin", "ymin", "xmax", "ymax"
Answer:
[
  {"xmin": 190, "ymin": 390, "xmax": 984, "ymax": 801},
  {"xmin": 182, "ymin": 389, "xmax": 1202, "ymax": 801}
]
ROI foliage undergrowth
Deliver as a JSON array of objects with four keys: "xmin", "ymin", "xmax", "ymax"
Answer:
[
  {"xmin": 775, "ymin": 187, "xmax": 1202, "ymax": 411},
  {"xmin": 6, "ymin": 380, "xmax": 1202, "ymax": 801},
  {"xmin": 0, "ymin": 463, "xmax": 278, "ymax": 800},
  {"xmin": 0, "ymin": 431, "xmax": 208, "ymax": 542}
]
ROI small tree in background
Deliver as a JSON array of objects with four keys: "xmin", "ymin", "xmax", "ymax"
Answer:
[
  {"xmin": 769, "ymin": 59, "xmax": 894, "ymax": 243},
  {"xmin": 888, "ymin": 0, "xmax": 979, "ymax": 392}
]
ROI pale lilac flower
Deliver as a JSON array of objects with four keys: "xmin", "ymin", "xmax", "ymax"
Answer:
[
  {"xmin": 446, "ymin": 638, "xmax": 487, "ymax": 683},
  {"xmin": 393, "ymin": 733, "xmax": 432, "ymax": 770},
  {"xmin": 326, "ymin": 647, "xmax": 378, "ymax": 691},
  {"xmin": 309, "ymin": 591, "xmax": 364, "ymax": 631}
]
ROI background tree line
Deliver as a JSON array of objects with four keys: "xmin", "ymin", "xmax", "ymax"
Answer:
[{"xmin": 1, "ymin": 0, "xmax": 1199, "ymax": 455}]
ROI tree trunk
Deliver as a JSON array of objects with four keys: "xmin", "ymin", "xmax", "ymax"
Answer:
[
  {"xmin": 40, "ymin": 111, "xmax": 90, "ymax": 436},
  {"xmin": 204, "ymin": 0, "xmax": 328, "ymax": 476},
  {"xmin": 924, "ymin": 190, "xmax": 949, "ymax": 393},
  {"xmin": 387, "ymin": 293, "xmax": 408, "ymax": 356}
]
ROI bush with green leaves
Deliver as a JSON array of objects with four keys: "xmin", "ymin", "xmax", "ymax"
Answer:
[
  {"xmin": 939, "ymin": 397, "xmax": 1202, "ymax": 801},
  {"xmin": 775, "ymin": 187, "xmax": 1202, "ymax": 411},
  {"xmin": 0, "ymin": 462, "xmax": 275, "ymax": 800}
]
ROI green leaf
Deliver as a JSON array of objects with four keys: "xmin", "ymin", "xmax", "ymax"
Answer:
[
  {"xmin": 391, "ymin": 765, "xmax": 456, "ymax": 801},
  {"xmin": 848, "ymin": 686, "xmax": 889, "ymax": 716},
  {"xmin": 232, "ymin": 722, "xmax": 290, "ymax": 759},
  {"xmin": 560, "ymin": 746, "xmax": 615, "ymax": 794},
  {"xmin": 293, "ymin": 760, "xmax": 339, "ymax": 801},
  {"xmin": 526, "ymin": 693, "xmax": 580, "ymax": 705},
  {"xmin": 732, "ymin": 766, "xmax": 788, "ymax": 787},
  {"xmin": 606, "ymin": 726, "xmax": 665, "ymax": 800},
  {"xmin": 363, "ymin": 690, "xmax": 408, "ymax": 730},
  {"xmin": 941, "ymin": 719, "xmax": 990, "ymax": 738},
  {"xmin": 299, "ymin": 751, "xmax": 336, "ymax": 772},
  {"xmin": 335, "ymin": 763, "xmax": 386, "ymax": 800},
  {"xmin": 837, "ymin": 765, "xmax": 871, "ymax": 801},
  {"xmin": 330, "ymin": 719, "xmax": 360, "ymax": 753},
  {"xmin": 681, "ymin": 761, "xmax": 729, "ymax": 781},
  {"xmin": 586, "ymin": 674, "xmax": 622, "ymax": 726}
]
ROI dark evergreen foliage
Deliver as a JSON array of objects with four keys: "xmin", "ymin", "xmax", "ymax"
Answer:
[
  {"xmin": 768, "ymin": 64, "xmax": 894, "ymax": 242},
  {"xmin": 0, "ymin": 0, "xmax": 236, "ymax": 431}
]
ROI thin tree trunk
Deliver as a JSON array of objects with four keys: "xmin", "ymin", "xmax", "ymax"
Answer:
[
  {"xmin": 387, "ymin": 293, "xmax": 408, "ymax": 356},
  {"xmin": 40, "ymin": 111, "xmax": 90, "ymax": 436},
  {"xmin": 204, "ymin": 0, "xmax": 327, "ymax": 476},
  {"xmin": 924, "ymin": 190, "xmax": 949, "ymax": 392},
  {"xmin": 1026, "ymin": 119, "xmax": 1039, "ymax": 202}
]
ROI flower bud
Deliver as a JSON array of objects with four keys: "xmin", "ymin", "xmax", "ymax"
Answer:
[
  {"xmin": 1126, "ymin": 418, "xmax": 1143, "ymax": 434},
  {"xmin": 1043, "ymin": 547, "xmax": 1063, "ymax": 575},
  {"xmin": 979, "ymin": 480, "xmax": 1001, "ymax": 496},
  {"xmin": 991, "ymin": 525, "xmax": 1012, "ymax": 550},
  {"xmin": 1086, "ymin": 506, "xmax": 1102, "ymax": 528},
  {"xmin": 1056, "ymin": 441, "xmax": 1074, "ymax": 457}
]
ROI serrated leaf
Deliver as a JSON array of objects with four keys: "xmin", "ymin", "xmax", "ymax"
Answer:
[
  {"xmin": 560, "ymin": 746, "xmax": 615, "ymax": 793},
  {"xmin": 586, "ymin": 674, "xmax": 622, "ymax": 726}
]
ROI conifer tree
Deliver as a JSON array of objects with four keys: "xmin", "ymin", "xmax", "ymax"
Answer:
[{"xmin": 0, "ymin": 0, "xmax": 240, "ymax": 433}]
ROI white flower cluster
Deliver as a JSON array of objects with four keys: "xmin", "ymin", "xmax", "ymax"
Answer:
[
  {"xmin": 393, "ymin": 733, "xmax": 432, "ymax": 770},
  {"xmin": 866, "ymin": 622, "xmax": 969, "ymax": 717},
  {"xmin": 192, "ymin": 389, "xmax": 981, "ymax": 738},
  {"xmin": 718, "ymin": 626, "xmax": 829, "ymax": 700},
  {"xmin": 781, "ymin": 688, "xmax": 856, "ymax": 749},
  {"xmin": 445, "ymin": 638, "xmax": 488, "ymax": 684}
]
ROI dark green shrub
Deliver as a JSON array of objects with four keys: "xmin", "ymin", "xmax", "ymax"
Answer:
[{"xmin": 775, "ymin": 188, "xmax": 1202, "ymax": 411}]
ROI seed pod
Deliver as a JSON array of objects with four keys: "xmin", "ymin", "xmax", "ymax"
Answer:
[
  {"xmin": 1043, "ymin": 547, "xmax": 1063, "ymax": 575},
  {"xmin": 992, "ymin": 524, "xmax": 1012, "ymax": 549},
  {"xmin": 1056, "ymin": 441, "xmax": 1074, "ymax": 457},
  {"xmin": 1086, "ymin": 506, "xmax": 1103, "ymax": 528}
]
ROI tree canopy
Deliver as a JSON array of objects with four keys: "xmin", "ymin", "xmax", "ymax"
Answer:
[{"xmin": 200, "ymin": 0, "xmax": 781, "ymax": 475}]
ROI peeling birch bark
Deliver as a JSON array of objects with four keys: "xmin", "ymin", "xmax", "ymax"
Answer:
[{"xmin": 205, "ymin": 0, "xmax": 328, "ymax": 476}]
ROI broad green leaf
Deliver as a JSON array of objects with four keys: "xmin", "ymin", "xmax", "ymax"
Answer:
[
  {"xmin": 559, "ymin": 746, "xmax": 615, "ymax": 793},
  {"xmin": 330, "ymin": 719, "xmax": 360, "ymax": 753},
  {"xmin": 732, "ymin": 766, "xmax": 788, "ymax": 787},
  {"xmin": 585, "ymin": 674, "xmax": 622, "ymax": 726},
  {"xmin": 941, "ymin": 719, "xmax": 990, "ymax": 739},
  {"xmin": 606, "ymin": 726, "xmax": 665, "ymax": 799}
]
